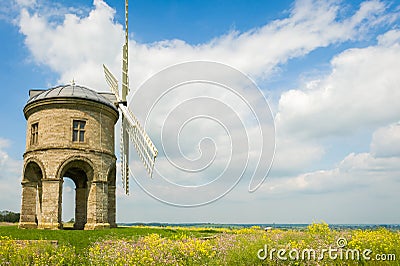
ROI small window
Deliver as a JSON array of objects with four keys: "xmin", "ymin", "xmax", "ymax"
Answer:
[
  {"xmin": 72, "ymin": 120, "xmax": 86, "ymax": 142},
  {"xmin": 30, "ymin": 123, "xmax": 39, "ymax": 145}
]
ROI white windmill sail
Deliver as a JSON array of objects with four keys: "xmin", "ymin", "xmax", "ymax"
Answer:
[
  {"xmin": 120, "ymin": 105, "xmax": 158, "ymax": 176},
  {"xmin": 103, "ymin": 64, "xmax": 120, "ymax": 101},
  {"xmin": 102, "ymin": 0, "xmax": 157, "ymax": 195},
  {"xmin": 121, "ymin": 116, "xmax": 130, "ymax": 193}
]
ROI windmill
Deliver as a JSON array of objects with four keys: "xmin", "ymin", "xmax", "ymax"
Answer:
[{"xmin": 103, "ymin": 0, "xmax": 158, "ymax": 194}]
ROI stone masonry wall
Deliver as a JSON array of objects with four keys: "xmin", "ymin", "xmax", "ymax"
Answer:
[{"xmin": 19, "ymin": 97, "xmax": 118, "ymax": 230}]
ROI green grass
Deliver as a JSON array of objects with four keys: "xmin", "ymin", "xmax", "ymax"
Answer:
[
  {"xmin": 1, "ymin": 223, "xmax": 399, "ymax": 265},
  {"xmin": 0, "ymin": 224, "xmax": 217, "ymax": 252}
]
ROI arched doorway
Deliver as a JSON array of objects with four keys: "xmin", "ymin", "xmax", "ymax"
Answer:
[
  {"xmin": 62, "ymin": 178, "xmax": 77, "ymax": 226},
  {"xmin": 19, "ymin": 160, "xmax": 44, "ymax": 228},
  {"xmin": 58, "ymin": 158, "xmax": 93, "ymax": 230}
]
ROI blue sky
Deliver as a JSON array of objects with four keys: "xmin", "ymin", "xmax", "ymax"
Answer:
[{"xmin": 0, "ymin": 0, "xmax": 400, "ymax": 224}]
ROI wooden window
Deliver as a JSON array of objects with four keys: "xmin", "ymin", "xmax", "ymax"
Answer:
[
  {"xmin": 72, "ymin": 120, "xmax": 86, "ymax": 142},
  {"xmin": 30, "ymin": 123, "xmax": 39, "ymax": 145}
]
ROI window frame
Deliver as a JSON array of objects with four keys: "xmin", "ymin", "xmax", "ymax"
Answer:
[
  {"xmin": 30, "ymin": 122, "xmax": 39, "ymax": 145},
  {"xmin": 72, "ymin": 119, "xmax": 86, "ymax": 143}
]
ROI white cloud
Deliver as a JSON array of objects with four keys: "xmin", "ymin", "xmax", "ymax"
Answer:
[
  {"xmin": 264, "ymin": 124, "xmax": 400, "ymax": 195},
  {"xmin": 0, "ymin": 2, "xmax": 18, "ymax": 23},
  {"xmin": 265, "ymin": 152, "xmax": 400, "ymax": 196},
  {"xmin": 16, "ymin": 0, "xmax": 396, "ymax": 178},
  {"xmin": 15, "ymin": 0, "xmax": 36, "ymax": 7},
  {"xmin": 377, "ymin": 27, "xmax": 400, "ymax": 46},
  {"xmin": 370, "ymin": 122, "xmax": 400, "ymax": 158},
  {"xmin": 17, "ymin": 0, "xmax": 393, "ymax": 91},
  {"xmin": 276, "ymin": 29, "xmax": 400, "ymax": 140},
  {"xmin": 18, "ymin": 0, "xmax": 123, "ymax": 88},
  {"xmin": 130, "ymin": 0, "xmax": 393, "ymax": 90},
  {"xmin": 0, "ymin": 139, "xmax": 11, "ymax": 168},
  {"xmin": 271, "ymin": 136, "xmax": 324, "ymax": 175}
]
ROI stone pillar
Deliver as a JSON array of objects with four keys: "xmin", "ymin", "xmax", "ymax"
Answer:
[
  {"xmin": 74, "ymin": 187, "xmax": 87, "ymax": 229},
  {"xmin": 108, "ymin": 185, "xmax": 117, "ymax": 228},
  {"xmin": 85, "ymin": 181, "xmax": 110, "ymax": 230},
  {"xmin": 36, "ymin": 184, "xmax": 42, "ymax": 225},
  {"xmin": 38, "ymin": 179, "xmax": 62, "ymax": 229},
  {"xmin": 19, "ymin": 181, "xmax": 38, "ymax": 229}
]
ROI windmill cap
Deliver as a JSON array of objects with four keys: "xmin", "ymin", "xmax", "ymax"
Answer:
[{"xmin": 27, "ymin": 84, "xmax": 118, "ymax": 111}]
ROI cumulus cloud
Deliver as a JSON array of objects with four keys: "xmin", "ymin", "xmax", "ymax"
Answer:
[
  {"xmin": 17, "ymin": 0, "xmax": 393, "ymax": 91},
  {"xmin": 271, "ymin": 136, "xmax": 324, "ymax": 175},
  {"xmin": 264, "ymin": 123, "xmax": 400, "ymax": 195},
  {"xmin": 370, "ymin": 122, "xmax": 400, "ymax": 158},
  {"xmin": 18, "ymin": 0, "xmax": 123, "ymax": 88},
  {"xmin": 286, "ymin": 152, "xmax": 400, "ymax": 193},
  {"xmin": 276, "ymin": 29, "xmax": 400, "ymax": 140},
  {"xmin": 16, "ymin": 0, "xmax": 398, "ymax": 180}
]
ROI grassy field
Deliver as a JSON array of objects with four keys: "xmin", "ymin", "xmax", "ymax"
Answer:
[
  {"xmin": 0, "ymin": 223, "xmax": 217, "ymax": 252},
  {"xmin": 1, "ymin": 222, "xmax": 400, "ymax": 265}
]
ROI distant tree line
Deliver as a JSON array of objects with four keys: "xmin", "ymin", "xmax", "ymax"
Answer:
[{"xmin": 0, "ymin": 210, "xmax": 20, "ymax": 223}]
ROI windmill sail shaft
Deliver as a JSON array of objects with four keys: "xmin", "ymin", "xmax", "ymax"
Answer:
[
  {"xmin": 122, "ymin": 0, "xmax": 129, "ymax": 103},
  {"xmin": 103, "ymin": 0, "xmax": 157, "ymax": 195},
  {"xmin": 121, "ymin": 115, "xmax": 130, "ymax": 194},
  {"xmin": 121, "ymin": 0, "xmax": 130, "ymax": 194}
]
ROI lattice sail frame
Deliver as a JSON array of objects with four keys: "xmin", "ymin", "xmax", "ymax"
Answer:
[
  {"xmin": 121, "ymin": 105, "xmax": 158, "ymax": 176},
  {"xmin": 102, "ymin": 0, "xmax": 157, "ymax": 195},
  {"xmin": 121, "ymin": 115, "xmax": 130, "ymax": 193},
  {"xmin": 103, "ymin": 64, "xmax": 119, "ymax": 100}
]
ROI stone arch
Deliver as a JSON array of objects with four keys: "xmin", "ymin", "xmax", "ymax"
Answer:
[
  {"xmin": 107, "ymin": 163, "xmax": 116, "ymax": 186},
  {"xmin": 57, "ymin": 156, "xmax": 95, "ymax": 182},
  {"xmin": 57, "ymin": 156, "xmax": 95, "ymax": 229},
  {"xmin": 19, "ymin": 158, "xmax": 45, "ymax": 228},
  {"xmin": 23, "ymin": 158, "xmax": 46, "ymax": 181}
]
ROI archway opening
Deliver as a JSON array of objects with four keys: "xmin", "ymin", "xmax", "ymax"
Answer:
[
  {"xmin": 59, "ymin": 160, "xmax": 93, "ymax": 230},
  {"xmin": 20, "ymin": 161, "xmax": 43, "ymax": 227},
  {"xmin": 62, "ymin": 178, "xmax": 75, "ymax": 227}
]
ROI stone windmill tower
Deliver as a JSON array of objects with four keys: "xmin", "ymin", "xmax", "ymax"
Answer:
[
  {"xmin": 19, "ymin": 0, "xmax": 157, "ymax": 230},
  {"xmin": 19, "ymin": 84, "xmax": 119, "ymax": 230}
]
